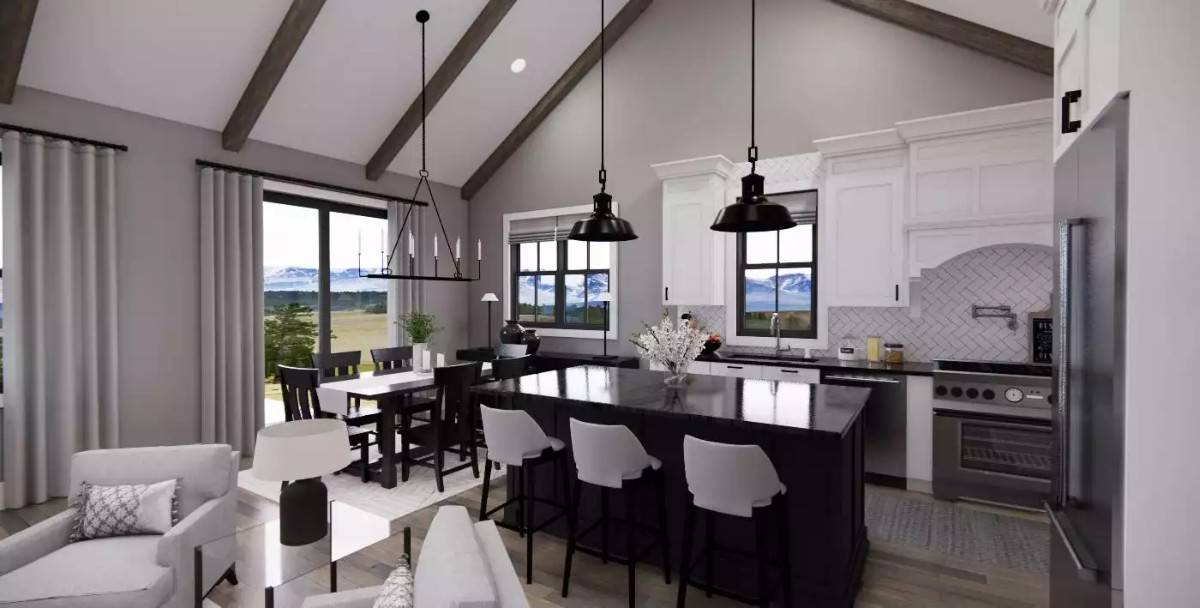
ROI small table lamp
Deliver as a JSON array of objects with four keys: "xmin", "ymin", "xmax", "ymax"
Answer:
[
  {"xmin": 594, "ymin": 292, "xmax": 616, "ymax": 360},
  {"xmin": 481, "ymin": 292, "xmax": 500, "ymax": 351},
  {"xmin": 252, "ymin": 419, "xmax": 352, "ymax": 546}
]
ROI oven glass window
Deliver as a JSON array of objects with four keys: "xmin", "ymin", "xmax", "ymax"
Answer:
[{"xmin": 960, "ymin": 423, "xmax": 1053, "ymax": 479}]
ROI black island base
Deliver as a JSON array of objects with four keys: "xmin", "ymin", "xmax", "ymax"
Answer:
[{"xmin": 471, "ymin": 366, "xmax": 871, "ymax": 607}]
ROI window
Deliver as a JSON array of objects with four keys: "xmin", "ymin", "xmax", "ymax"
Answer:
[
  {"xmin": 736, "ymin": 190, "xmax": 818, "ymax": 338},
  {"xmin": 512, "ymin": 240, "xmax": 610, "ymax": 329}
]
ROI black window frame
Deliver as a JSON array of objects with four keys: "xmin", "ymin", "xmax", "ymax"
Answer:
[
  {"xmin": 511, "ymin": 240, "xmax": 610, "ymax": 330},
  {"xmin": 735, "ymin": 189, "xmax": 818, "ymax": 339},
  {"xmin": 263, "ymin": 190, "xmax": 388, "ymax": 357}
]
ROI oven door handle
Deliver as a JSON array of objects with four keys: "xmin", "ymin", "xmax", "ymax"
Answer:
[
  {"xmin": 1044, "ymin": 501, "xmax": 1100, "ymax": 582},
  {"xmin": 934, "ymin": 410, "xmax": 1052, "ymax": 432},
  {"xmin": 824, "ymin": 374, "xmax": 901, "ymax": 385}
]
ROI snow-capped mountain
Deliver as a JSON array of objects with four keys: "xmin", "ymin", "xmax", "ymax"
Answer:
[
  {"xmin": 264, "ymin": 267, "xmax": 387, "ymax": 292},
  {"xmin": 744, "ymin": 271, "xmax": 812, "ymax": 311}
]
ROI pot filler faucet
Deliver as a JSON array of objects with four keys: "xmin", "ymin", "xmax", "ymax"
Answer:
[{"xmin": 771, "ymin": 312, "xmax": 792, "ymax": 357}]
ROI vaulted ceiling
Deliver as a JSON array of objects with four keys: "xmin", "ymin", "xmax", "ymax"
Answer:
[{"xmin": 10, "ymin": 0, "xmax": 1050, "ymax": 192}]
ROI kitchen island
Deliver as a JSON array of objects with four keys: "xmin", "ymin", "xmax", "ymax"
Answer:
[{"xmin": 471, "ymin": 366, "xmax": 871, "ymax": 607}]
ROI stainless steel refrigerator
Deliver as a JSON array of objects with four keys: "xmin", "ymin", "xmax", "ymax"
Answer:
[{"xmin": 1049, "ymin": 96, "xmax": 1127, "ymax": 607}]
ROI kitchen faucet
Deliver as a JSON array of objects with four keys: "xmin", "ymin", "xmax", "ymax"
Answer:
[{"xmin": 771, "ymin": 313, "xmax": 791, "ymax": 357}]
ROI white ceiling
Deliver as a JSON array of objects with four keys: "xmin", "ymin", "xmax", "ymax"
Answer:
[
  {"xmin": 906, "ymin": 0, "xmax": 1052, "ymax": 46},
  {"xmin": 16, "ymin": 0, "xmax": 1048, "ymax": 189}
]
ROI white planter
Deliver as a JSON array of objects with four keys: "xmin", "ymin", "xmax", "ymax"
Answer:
[{"xmin": 412, "ymin": 342, "xmax": 429, "ymax": 373}]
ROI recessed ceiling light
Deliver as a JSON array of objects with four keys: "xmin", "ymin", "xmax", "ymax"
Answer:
[{"xmin": 510, "ymin": 58, "xmax": 527, "ymax": 74}]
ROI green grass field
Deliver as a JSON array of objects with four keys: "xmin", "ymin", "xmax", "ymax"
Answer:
[{"xmin": 263, "ymin": 309, "xmax": 390, "ymax": 401}]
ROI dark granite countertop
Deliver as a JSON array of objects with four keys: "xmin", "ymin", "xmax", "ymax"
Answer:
[
  {"xmin": 696, "ymin": 351, "xmax": 934, "ymax": 376},
  {"xmin": 472, "ymin": 365, "xmax": 871, "ymax": 437}
]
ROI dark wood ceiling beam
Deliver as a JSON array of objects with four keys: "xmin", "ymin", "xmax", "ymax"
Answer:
[
  {"xmin": 0, "ymin": 0, "xmax": 39, "ymax": 104},
  {"xmin": 365, "ymin": 0, "xmax": 518, "ymax": 181},
  {"xmin": 830, "ymin": 0, "xmax": 1052, "ymax": 75},
  {"xmin": 222, "ymin": 0, "xmax": 325, "ymax": 151},
  {"xmin": 461, "ymin": 0, "xmax": 653, "ymax": 201}
]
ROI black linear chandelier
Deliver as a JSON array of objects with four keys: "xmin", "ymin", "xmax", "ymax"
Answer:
[
  {"xmin": 364, "ymin": 9, "xmax": 481, "ymax": 282},
  {"xmin": 568, "ymin": 0, "xmax": 637, "ymax": 242},
  {"xmin": 710, "ymin": 0, "xmax": 796, "ymax": 233}
]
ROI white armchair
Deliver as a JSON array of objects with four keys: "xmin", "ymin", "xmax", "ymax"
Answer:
[{"xmin": 0, "ymin": 444, "xmax": 239, "ymax": 608}]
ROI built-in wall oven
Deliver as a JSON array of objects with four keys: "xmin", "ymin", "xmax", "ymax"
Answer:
[{"xmin": 931, "ymin": 360, "xmax": 1054, "ymax": 510}]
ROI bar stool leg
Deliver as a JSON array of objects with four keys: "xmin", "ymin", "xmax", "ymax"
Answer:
[
  {"xmin": 515, "ymin": 466, "xmax": 525, "ymax": 539},
  {"xmin": 625, "ymin": 487, "xmax": 637, "ymax": 608},
  {"xmin": 704, "ymin": 510, "xmax": 715, "ymax": 598},
  {"xmin": 525, "ymin": 462, "xmax": 536, "ymax": 584},
  {"xmin": 561, "ymin": 478, "xmax": 583, "ymax": 598},
  {"xmin": 656, "ymin": 473, "xmax": 672, "ymax": 584},
  {"xmin": 778, "ymin": 495, "xmax": 794, "ymax": 608},
  {"xmin": 601, "ymin": 488, "xmax": 611, "ymax": 564},
  {"xmin": 676, "ymin": 500, "xmax": 696, "ymax": 608},
  {"xmin": 754, "ymin": 507, "xmax": 770, "ymax": 608},
  {"xmin": 479, "ymin": 456, "xmax": 492, "ymax": 520}
]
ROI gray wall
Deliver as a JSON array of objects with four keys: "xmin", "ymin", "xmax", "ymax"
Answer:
[
  {"xmin": 0, "ymin": 86, "xmax": 469, "ymax": 448},
  {"xmin": 465, "ymin": 0, "xmax": 1051, "ymax": 356}
]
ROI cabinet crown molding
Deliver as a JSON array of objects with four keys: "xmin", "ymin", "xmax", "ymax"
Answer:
[
  {"xmin": 813, "ymin": 128, "xmax": 905, "ymax": 158},
  {"xmin": 895, "ymin": 99, "xmax": 1052, "ymax": 142},
  {"xmin": 651, "ymin": 155, "xmax": 736, "ymax": 180}
]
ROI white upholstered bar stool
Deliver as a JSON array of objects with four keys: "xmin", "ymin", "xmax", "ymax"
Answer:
[
  {"xmin": 561, "ymin": 419, "xmax": 671, "ymax": 607},
  {"xmin": 678, "ymin": 435, "xmax": 793, "ymax": 608},
  {"xmin": 478, "ymin": 403, "xmax": 572, "ymax": 584}
]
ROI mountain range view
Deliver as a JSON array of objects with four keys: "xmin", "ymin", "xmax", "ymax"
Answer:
[
  {"xmin": 265, "ymin": 266, "xmax": 386, "ymax": 293},
  {"xmin": 744, "ymin": 271, "xmax": 812, "ymax": 312}
]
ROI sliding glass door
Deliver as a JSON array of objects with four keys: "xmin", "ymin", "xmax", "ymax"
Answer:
[{"xmin": 262, "ymin": 191, "xmax": 388, "ymax": 412}]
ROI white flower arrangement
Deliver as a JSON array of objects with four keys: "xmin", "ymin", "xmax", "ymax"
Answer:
[{"xmin": 631, "ymin": 316, "xmax": 707, "ymax": 381}]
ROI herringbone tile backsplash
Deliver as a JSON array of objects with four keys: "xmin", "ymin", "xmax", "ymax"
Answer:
[{"xmin": 679, "ymin": 245, "xmax": 1054, "ymax": 363}]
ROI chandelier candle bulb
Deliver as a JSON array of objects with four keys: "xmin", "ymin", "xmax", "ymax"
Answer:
[
  {"xmin": 408, "ymin": 230, "xmax": 415, "ymax": 257},
  {"xmin": 456, "ymin": 237, "xmax": 461, "ymax": 260},
  {"xmin": 433, "ymin": 234, "xmax": 438, "ymax": 258},
  {"xmin": 477, "ymin": 239, "xmax": 482, "ymax": 260}
]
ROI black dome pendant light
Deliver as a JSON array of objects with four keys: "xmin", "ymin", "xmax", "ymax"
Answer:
[
  {"xmin": 711, "ymin": 0, "xmax": 796, "ymax": 233},
  {"xmin": 569, "ymin": 0, "xmax": 637, "ymax": 242}
]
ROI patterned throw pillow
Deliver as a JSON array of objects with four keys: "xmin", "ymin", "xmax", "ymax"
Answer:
[
  {"xmin": 70, "ymin": 479, "xmax": 181, "ymax": 542},
  {"xmin": 372, "ymin": 562, "xmax": 415, "ymax": 608}
]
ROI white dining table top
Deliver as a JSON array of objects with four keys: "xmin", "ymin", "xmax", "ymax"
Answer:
[{"xmin": 315, "ymin": 363, "xmax": 491, "ymax": 415}]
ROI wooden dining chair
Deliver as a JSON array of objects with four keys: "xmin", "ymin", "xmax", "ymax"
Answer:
[
  {"xmin": 276, "ymin": 365, "xmax": 376, "ymax": 483},
  {"xmin": 311, "ymin": 351, "xmax": 381, "ymax": 428},
  {"xmin": 398, "ymin": 361, "xmax": 483, "ymax": 492},
  {"xmin": 370, "ymin": 346, "xmax": 414, "ymax": 373}
]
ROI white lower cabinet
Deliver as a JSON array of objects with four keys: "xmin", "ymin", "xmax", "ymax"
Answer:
[
  {"xmin": 709, "ymin": 362, "xmax": 763, "ymax": 379},
  {"xmin": 761, "ymin": 366, "xmax": 821, "ymax": 384}
]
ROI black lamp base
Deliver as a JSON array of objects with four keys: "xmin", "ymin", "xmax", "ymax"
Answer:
[{"xmin": 279, "ymin": 478, "xmax": 328, "ymax": 546}]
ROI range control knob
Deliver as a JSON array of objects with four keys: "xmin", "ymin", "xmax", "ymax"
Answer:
[
  {"xmin": 982, "ymin": 389, "xmax": 996, "ymax": 400},
  {"xmin": 950, "ymin": 387, "xmax": 963, "ymax": 398},
  {"xmin": 1005, "ymin": 387, "xmax": 1024, "ymax": 403},
  {"xmin": 935, "ymin": 385, "xmax": 948, "ymax": 397},
  {"xmin": 966, "ymin": 388, "xmax": 979, "ymax": 399}
]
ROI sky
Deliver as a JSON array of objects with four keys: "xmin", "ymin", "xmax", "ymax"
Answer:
[{"xmin": 263, "ymin": 201, "xmax": 391, "ymax": 270}]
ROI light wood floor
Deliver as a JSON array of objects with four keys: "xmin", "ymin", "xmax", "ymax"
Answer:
[{"xmin": 0, "ymin": 478, "xmax": 1048, "ymax": 608}]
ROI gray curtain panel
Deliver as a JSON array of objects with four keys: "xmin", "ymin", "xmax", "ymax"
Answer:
[
  {"xmin": 1, "ymin": 131, "xmax": 120, "ymax": 509},
  {"xmin": 198, "ymin": 168, "xmax": 264, "ymax": 454},
  {"xmin": 388, "ymin": 200, "xmax": 426, "ymax": 346}
]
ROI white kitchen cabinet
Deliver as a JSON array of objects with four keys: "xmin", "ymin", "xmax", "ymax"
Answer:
[
  {"xmin": 905, "ymin": 375, "xmax": 933, "ymax": 493},
  {"xmin": 760, "ymin": 366, "xmax": 820, "ymax": 384},
  {"xmin": 652, "ymin": 156, "xmax": 734, "ymax": 306},
  {"xmin": 1053, "ymin": 0, "xmax": 1121, "ymax": 160},
  {"xmin": 709, "ymin": 362, "xmax": 763, "ymax": 379},
  {"xmin": 815, "ymin": 134, "xmax": 908, "ymax": 307}
]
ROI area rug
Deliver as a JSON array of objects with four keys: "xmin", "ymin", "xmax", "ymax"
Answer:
[
  {"xmin": 239, "ymin": 448, "xmax": 503, "ymax": 522},
  {"xmin": 865, "ymin": 486, "xmax": 1049, "ymax": 575}
]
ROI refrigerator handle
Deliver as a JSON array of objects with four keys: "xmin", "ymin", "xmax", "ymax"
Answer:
[
  {"xmin": 1056, "ymin": 219, "xmax": 1084, "ymax": 505},
  {"xmin": 1045, "ymin": 501, "xmax": 1101, "ymax": 582}
]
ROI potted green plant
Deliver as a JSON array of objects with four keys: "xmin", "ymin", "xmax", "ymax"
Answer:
[{"xmin": 398, "ymin": 312, "xmax": 441, "ymax": 372}]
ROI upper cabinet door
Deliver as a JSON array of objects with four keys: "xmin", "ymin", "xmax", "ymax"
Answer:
[
  {"xmin": 825, "ymin": 153, "xmax": 907, "ymax": 307},
  {"xmin": 1054, "ymin": 0, "xmax": 1122, "ymax": 160},
  {"xmin": 654, "ymin": 157, "xmax": 732, "ymax": 306}
]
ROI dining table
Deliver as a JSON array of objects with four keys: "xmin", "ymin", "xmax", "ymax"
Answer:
[{"xmin": 315, "ymin": 362, "xmax": 491, "ymax": 489}]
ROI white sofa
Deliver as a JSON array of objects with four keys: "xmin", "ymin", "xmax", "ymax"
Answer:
[
  {"xmin": 0, "ymin": 444, "xmax": 239, "ymax": 608},
  {"xmin": 301, "ymin": 505, "xmax": 528, "ymax": 608}
]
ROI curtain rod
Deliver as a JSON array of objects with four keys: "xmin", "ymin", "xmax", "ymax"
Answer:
[
  {"xmin": 195, "ymin": 159, "xmax": 427, "ymax": 207},
  {"xmin": 0, "ymin": 122, "xmax": 129, "ymax": 151}
]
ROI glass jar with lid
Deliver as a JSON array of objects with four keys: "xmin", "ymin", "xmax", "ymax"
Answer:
[{"xmin": 884, "ymin": 343, "xmax": 905, "ymax": 364}]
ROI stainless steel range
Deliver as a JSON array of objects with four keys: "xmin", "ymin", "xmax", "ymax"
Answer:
[{"xmin": 931, "ymin": 359, "xmax": 1054, "ymax": 509}]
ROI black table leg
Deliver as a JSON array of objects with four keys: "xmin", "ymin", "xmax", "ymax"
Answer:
[
  {"xmin": 379, "ymin": 397, "xmax": 397, "ymax": 489},
  {"xmin": 331, "ymin": 559, "xmax": 338, "ymax": 592},
  {"xmin": 193, "ymin": 546, "xmax": 202, "ymax": 608},
  {"xmin": 266, "ymin": 586, "xmax": 274, "ymax": 608}
]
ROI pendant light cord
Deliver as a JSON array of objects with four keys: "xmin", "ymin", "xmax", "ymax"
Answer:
[
  {"xmin": 598, "ymin": 0, "xmax": 607, "ymax": 194},
  {"xmin": 420, "ymin": 16, "xmax": 428, "ymax": 177},
  {"xmin": 748, "ymin": 0, "xmax": 758, "ymax": 172}
]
